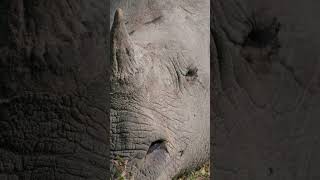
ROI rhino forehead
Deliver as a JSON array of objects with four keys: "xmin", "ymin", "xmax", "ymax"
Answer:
[
  {"xmin": 112, "ymin": 3, "xmax": 209, "ymax": 74},
  {"xmin": 110, "ymin": 8, "xmax": 209, "ymax": 91},
  {"xmin": 111, "ymin": 0, "xmax": 209, "ymax": 26}
]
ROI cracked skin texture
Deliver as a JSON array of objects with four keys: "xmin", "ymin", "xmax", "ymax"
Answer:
[
  {"xmin": 212, "ymin": 0, "xmax": 320, "ymax": 179},
  {"xmin": 0, "ymin": 0, "xmax": 108, "ymax": 179}
]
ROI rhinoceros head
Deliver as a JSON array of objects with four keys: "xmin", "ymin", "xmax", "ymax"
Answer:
[{"xmin": 110, "ymin": 1, "xmax": 210, "ymax": 179}]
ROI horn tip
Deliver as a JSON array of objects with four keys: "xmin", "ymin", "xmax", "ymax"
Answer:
[{"xmin": 115, "ymin": 8, "xmax": 125, "ymax": 22}]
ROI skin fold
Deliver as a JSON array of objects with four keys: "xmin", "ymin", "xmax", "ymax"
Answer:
[
  {"xmin": 212, "ymin": 0, "xmax": 320, "ymax": 179},
  {"xmin": 110, "ymin": 0, "xmax": 210, "ymax": 179}
]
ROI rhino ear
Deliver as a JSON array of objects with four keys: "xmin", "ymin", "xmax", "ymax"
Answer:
[{"xmin": 111, "ymin": 8, "xmax": 138, "ymax": 80}]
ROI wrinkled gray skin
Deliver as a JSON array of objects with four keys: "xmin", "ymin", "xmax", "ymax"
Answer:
[
  {"xmin": 212, "ymin": 0, "xmax": 320, "ymax": 179},
  {"xmin": 0, "ymin": 1, "xmax": 108, "ymax": 179},
  {"xmin": 110, "ymin": 0, "xmax": 210, "ymax": 179}
]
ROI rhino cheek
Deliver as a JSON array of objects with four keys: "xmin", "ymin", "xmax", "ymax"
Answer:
[{"xmin": 110, "ymin": 106, "xmax": 177, "ymax": 177}]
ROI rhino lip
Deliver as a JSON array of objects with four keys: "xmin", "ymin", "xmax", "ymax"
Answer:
[{"xmin": 146, "ymin": 139, "xmax": 169, "ymax": 155}]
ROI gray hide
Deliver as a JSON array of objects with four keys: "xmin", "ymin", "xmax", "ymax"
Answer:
[
  {"xmin": 110, "ymin": 0, "xmax": 210, "ymax": 179},
  {"xmin": 212, "ymin": 0, "xmax": 320, "ymax": 179},
  {"xmin": 0, "ymin": 1, "xmax": 108, "ymax": 179}
]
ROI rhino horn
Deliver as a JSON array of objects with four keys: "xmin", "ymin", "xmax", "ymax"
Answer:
[{"xmin": 111, "ymin": 8, "xmax": 138, "ymax": 80}]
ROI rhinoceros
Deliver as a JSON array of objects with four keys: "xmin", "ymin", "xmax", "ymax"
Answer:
[
  {"xmin": 0, "ymin": 0, "xmax": 209, "ymax": 179},
  {"xmin": 110, "ymin": 0, "xmax": 210, "ymax": 179}
]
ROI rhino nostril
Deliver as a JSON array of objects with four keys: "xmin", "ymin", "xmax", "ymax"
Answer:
[{"xmin": 147, "ymin": 139, "xmax": 168, "ymax": 155}]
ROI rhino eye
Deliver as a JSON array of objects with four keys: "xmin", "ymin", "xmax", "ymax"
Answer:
[{"xmin": 185, "ymin": 66, "xmax": 198, "ymax": 81}]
